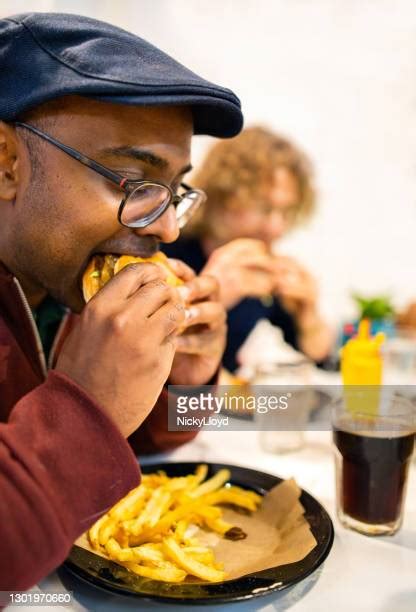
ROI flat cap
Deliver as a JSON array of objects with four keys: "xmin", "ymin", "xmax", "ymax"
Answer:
[{"xmin": 0, "ymin": 12, "xmax": 243, "ymax": 137}]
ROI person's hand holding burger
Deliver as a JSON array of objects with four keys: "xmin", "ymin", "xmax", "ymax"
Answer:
[
  {"xmin": 55, "ymin": 260, "xmax": 186, "ymax": 438},
  {"xmin": 200, "ymin": 238, "xmax": 276, "ymax": 310},
  {"xmin": 57, "ymin": 252, "xmax": 226, "ymax": 433},
  {"xmin": 167, "ymin": 258, "xmax": 226, "ymax": 386}
]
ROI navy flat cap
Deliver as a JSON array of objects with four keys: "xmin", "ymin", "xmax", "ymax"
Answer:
[{"xmin": 0, "ymin": 12, "xmax": 243, "ymax": 137}]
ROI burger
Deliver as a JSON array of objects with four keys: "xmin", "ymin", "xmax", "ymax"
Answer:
[{"xmin": 82, "ymin": 252, "xmax": 183, "ymax": 303}]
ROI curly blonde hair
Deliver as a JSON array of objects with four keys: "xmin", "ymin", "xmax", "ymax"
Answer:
[{"xmin": 186, "ymin": 126, "xmax": 316, "ymax": 239}]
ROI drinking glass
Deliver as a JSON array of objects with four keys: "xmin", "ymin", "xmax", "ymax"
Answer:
[
  {"xmin": 333, "ymin": 393, "xmax": 415, "ymax": 535},
  {"xmin": 253, "ymin": 361, "xmax": 314, "ymax": 453}
]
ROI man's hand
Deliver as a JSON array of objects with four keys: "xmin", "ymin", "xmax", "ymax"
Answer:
[
  {"xmin": 167, "ymin": 262, "xmax": 227, "ymax": 386},
  {"xmin": 56, "ymin": 263, "xmax": 185, "ymax": 437},
  {"xmin": 271, "ymin": 255, "xmax": 333, "ymax": 361},
  {"xmin": 271, "ymin": 255, "xmax": 318, "ymax": 321},
  {"xmin": 201, "ymin": 238, "xmax": 275, "ymax": 309}
]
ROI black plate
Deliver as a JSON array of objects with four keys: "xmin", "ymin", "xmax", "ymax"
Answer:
[{"xmin": 64, "ymin": 462, "xmax": 334, "ymax": 605}]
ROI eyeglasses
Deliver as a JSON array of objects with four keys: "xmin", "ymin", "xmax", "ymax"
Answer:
[{"xmin": 15, "ymin": 122, "xmax": 206, "ymax": 229}]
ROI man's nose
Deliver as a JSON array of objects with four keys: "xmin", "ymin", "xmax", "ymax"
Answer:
[{"xmin": 135, "ymin": 204, "xmax": 180, "ymax": 244}]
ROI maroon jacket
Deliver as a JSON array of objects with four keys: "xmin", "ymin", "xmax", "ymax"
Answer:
[{"xmin": 0, "ymin": 262, "xmax": 197, "ymax": 590}]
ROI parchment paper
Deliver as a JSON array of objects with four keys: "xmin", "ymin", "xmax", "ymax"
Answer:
[{"xmin": 75, "ymin": 478, "xmax": 317, "ymax": 580}]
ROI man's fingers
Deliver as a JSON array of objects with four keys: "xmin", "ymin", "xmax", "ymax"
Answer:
[
  {"xmin": 239, "ymin": 270, "xmax": 274, "ymax": 296},
  {"xmin": 181, "ymin": 274, "xmax": 220, "ymax": 302},
  {"xmin": 275, "ymin": 281, "xmax": 311, "ymax": 301},
  {"xmin": 165, "ymin": 257, "xmax": 196, "ymax": 283},
  {"xmin": 125, "ymin": 279, "xmax": 181, "ymax": 319},
  {"xmin": 175, "ymin": 328, "xmax": 223, "ymax": 355},
  {"xmin": 243, "ymin": 254, "xmax": 275, "ymax": 273},
  {"xmin": 148, "ymin": 297, "xmax": 187, "ymax": 338},
  {"xmin": 276, "ymin": 284, "xmax": 302, "ymax": 299},
  {"xmin": 273, "ymin": 255, "xmax": 307, "ymax": 278},
  {"xmin": 182, "ymin": 301, "xmax": 226, "ymax": 330},
  {"xmin": 90, "ymin": 262, "xmax": 166, "ymax": 303}
]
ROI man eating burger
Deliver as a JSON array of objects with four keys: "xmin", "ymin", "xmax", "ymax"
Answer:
[{"xmin": 0, "ymin": 12, "xmax": 243, "ymax": 590}]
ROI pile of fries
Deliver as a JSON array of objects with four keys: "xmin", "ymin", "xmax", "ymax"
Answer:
[{"xmin": 87, "ymin": 465, "xmax": 262, "ymax": 583}]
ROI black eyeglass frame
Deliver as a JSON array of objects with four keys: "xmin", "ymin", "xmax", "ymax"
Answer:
[{"xmin": 14, "ymin": 121, "xmax": 205, "ymax": 229}]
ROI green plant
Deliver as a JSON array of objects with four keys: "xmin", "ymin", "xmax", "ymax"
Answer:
[{"xmin": 352, "ymin": 294, "xmax": 395, "ymax": 321}]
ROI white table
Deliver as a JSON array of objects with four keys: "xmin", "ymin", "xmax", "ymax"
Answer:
[{"xmin": 12, "ymin": 429, "xmax": 416, "ymax": 612}]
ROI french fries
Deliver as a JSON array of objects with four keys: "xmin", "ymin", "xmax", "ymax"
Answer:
[
  {"xmin": 163, "ymin": 537, "xmax": 226, "ymax": 582},
  {"xmin": 86, "ymin": 465, "xmax": 262, "ymax": 583}
]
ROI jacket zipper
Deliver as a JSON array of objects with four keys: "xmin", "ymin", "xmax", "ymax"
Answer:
[
  {"xmin": 12, "ymin": 278, "xmax": 48, "ymax": 378},
  {"xmin": 48, "ymin": 311, "xmax": 70, "ymax": 370}
]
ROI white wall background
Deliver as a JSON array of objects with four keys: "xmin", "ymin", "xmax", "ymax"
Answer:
[{"xmin": 2, "ymin": 0, "xmax": 416, "ymax": 323}]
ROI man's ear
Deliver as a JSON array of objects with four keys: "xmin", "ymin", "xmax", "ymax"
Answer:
[{"xmin": 0, "ymin": 122, "xmax": 19, "ymax": 201}]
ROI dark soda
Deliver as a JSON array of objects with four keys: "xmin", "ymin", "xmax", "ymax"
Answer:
[{"xmin": 334, "ymin": 420, "xmax": 414, "ymax": 525}]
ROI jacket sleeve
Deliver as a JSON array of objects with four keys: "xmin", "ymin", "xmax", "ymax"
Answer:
[
  {"xmin": 0, "ymin": 371, "xmax": 140, "ymax": 591},
  {"xmin": 128, "ymin": 387, "xmax": 198, "ymax": 455}
]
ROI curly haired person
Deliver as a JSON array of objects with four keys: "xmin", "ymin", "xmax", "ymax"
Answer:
[{"xmin": 163, "ymin": 127, "xmax": 333, "ymax": 371}]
